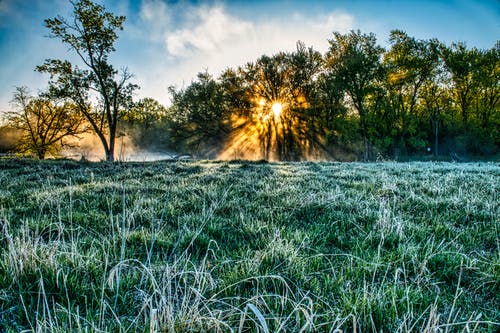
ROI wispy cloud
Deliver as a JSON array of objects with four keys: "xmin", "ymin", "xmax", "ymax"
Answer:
[
  {"xmin": 163, "ymin": 5, "xmax": 353, "ymax": 59},
  {"xmin": 138, "ymin": 0, "xmax": 172, "ymax": 41},
  {"xmin": 0, "ymin": 2, "xmax": 7, "ymax": 15},
  {"xmin": 166, "ymin": 5, "xmax": 254, "ymax": 57},
  {"xmin": 0, "ymin": 1, "xmax": 355, "ymax": 112},
  {"xmin": 130, "ymin": 2, "xmax": 354, "ymax": 102}
]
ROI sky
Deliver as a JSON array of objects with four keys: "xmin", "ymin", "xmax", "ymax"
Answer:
[{"xmin": 0, "ymin": 0, "xmax": 499, "ymax": 116}]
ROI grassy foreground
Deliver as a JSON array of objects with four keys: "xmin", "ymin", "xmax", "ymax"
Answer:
[{"xmin": 0, "ymin": 159, "xmax": 498, "ymax": 332}]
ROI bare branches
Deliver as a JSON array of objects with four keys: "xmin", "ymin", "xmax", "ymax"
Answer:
[{"xmin": 7, "ymin": 87, "xmax": 86, "ymax": 159}]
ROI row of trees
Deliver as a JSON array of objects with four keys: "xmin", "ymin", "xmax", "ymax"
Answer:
[
  {"xmin": 1, "ymin": 0, "xmax": 498, "ymax": 161},
  {"xmin": 169, "ymin": 32, "xmax": 499, "ymax": 161}
]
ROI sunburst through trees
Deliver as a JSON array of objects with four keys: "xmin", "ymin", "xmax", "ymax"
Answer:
[
  {"xmin": 216, "ymin": 42, "xmax": 328, "ymax": 161},
  {"xmin": 167, "ymin": 33, "xmax": 498, "ymax": 162}
]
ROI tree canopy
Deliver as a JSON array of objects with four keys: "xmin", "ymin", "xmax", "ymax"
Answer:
[
  {"xmin": 36, "ymin": 0, "xmax": 137, "ymax": 162},
  {"xmin": 168, "ymin": 32, "xmax": 499, "ymax": 161},
  {"xmin": 7, "ymin": 87, "xmax": 85, "ymax": 159}
]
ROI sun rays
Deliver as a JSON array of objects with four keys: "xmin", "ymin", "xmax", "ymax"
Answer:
[{"xmin": 217, "ymin": 93, "xmax": 329, "ymax": 161}]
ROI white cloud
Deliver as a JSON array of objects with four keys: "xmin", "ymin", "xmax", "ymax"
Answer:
[
  {"xmin": 313, "ymin": 12, "xmax": 354, "ymax": 34},
  {"xmin": 164, "ymin": 6, "xmax": 353, "ymax": 59},
  {"xmin": 166, "ymin": 5, "xmax": 254, "ymax": 57},
  {"xmin": 152, "ymin": 5, "xmax": 353, "ymax": 95},
  {"xmin": 119, "ymin": 3, "xmax": 355, "ymax": 106},
  {"xmin": 0, "ymin": 0, "xmax": 12, "ymax": 16},
  {"xmin": 132, "ymin": 0, "xmax": 172, "ymax": 42},
  {"xmin": 140, "ymin": 0, "xmax": 171, "ymax": 27},
  {"xmin": 0, "ymin": 2, "xmax": 7, "ymax": 15}
]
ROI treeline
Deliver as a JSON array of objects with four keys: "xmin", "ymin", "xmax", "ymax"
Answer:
[
  {"xmin": 164, "ymin": 31, "xmax": 499, "ymax": 161},
  {"xmin": 1, "ymin": 0, "xmax": 498, "ymax": 161}
]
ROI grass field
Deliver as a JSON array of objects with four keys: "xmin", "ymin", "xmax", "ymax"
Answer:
[{"xmin": 0, "ymin": 158, "xmax": 498, "ymax": 332}]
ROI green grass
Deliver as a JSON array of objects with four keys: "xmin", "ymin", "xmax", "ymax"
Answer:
[{"xmin": 0, "ymin": 158, "xmax": 499, "ymax": 332}]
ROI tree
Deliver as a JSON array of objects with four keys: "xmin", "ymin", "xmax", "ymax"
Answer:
[
  {"xmin": 167, "ymin": 42, "xmax": 325, "ymax": 160},
  {"xmin": 440, "ymin": 43, "xmax": 480, "ymax": 130},
  {"xmin": 121, "ymin": 97, "xmax": 170, "ymax": 148},
  {"xmin": 37, "ymin": 0, "xmax": 138, "ymax": 161},
  {"xmin": 383, "ymin": 30, "xmax": 440, "ymax": 158},
  {"xmin": 325, "ymin": 30, "xmax": 385, "ymax": 161},
  {"xmin": 8, "ymin": 87, "xmax": 84, "ymax": 159},
  {"xmin": 287, "ymin": 41, "xmax": 323, "ymax": 104},
  {"xmin": 420, "ymin": 79, "xmax": 452, "ymax": 157},
  {"xmin": 474, "ymin": 46, "xmax": 500, "ymax": 132},
  {"xmin": 0, "ymin": 125, "xmax": 20, "ymax": 154},
  {"xmin": 123, "ymin": 98, "xmax": 168, "ymax": 128},
  {"xmin": 246, "ymin": 52, "xmax": 298, "ymax": 160},
  {"xmin": 168, "ymin": 72, "xmax": 229, "ymax": 156},
  {"xmin": 238, "ymin": 44, "xmax": 323, "ymax": 160},
  {"xmin": 285, "ymin": 42, "xmax": 325, "ymax": 159},
  {"xmin": 219, "ymin": 68, "xmax": 253, "ymax": 118}
]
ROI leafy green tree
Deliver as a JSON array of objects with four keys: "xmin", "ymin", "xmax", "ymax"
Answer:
[
  {"xmin": 168, "ymin": 42, "xmax": 324, "ymax": 160},
  {"xmin": 248, "ymin": 53, "xmax": 291, "ymax": 105},
  {"xmin": 219, "ymin": 68, "xmax": 253, "ymax": 118},
  {"xmin": 440, "ymin": 43, "xmax": 480, "ymax": 130},
  {"xmin": 315, "ymin": 71, "xmax": 347, "ymax": 127},
  {"xmin": 123, "ymin": 98, "xmax": 168, "ymax": 128},
  {"xmin": 439, "ymin": 42, "xmax": 500, "ymax": 155},
  {"xmin": 420, "ymin": 79, "xmax": 452, "ymax": 157},
  {"xmin": 247, "ymin": 52, "xmax": 296, "ymax": 160},
  {"xmin": 364, "ymin": 81, "xmax": 394, "ymax": 156},
  {"xmin": 36, "ymin": 0, "xmax": 138, "ymax": 162},
  {"xmin": 239, "ymin": 44, "xmax": 323, "ymax": 160},
  {"xmin": 168, "ymin": 72, "xmax": 229, "ymax": 156},
  {"xmin": 165, "ymin": 31, "xmax": 498, "ymax": 160},
  {"xmin": 286, "ymin": 42, "xmax": 326, "ymax": 158},
  {"xmin": 325, "ymin": 30, "xmax": 385, "ymax": 161},
  {"xmin": 383, "ymin": 30, "xmax": 441, "ymax": 158},
  {"xmin": 287, "ymin": 41, "xmax": 323, "ymax": 104},
  {"xmin": 8, "ymin": 87, "xmax": 84, "ymax": 159},
  {"xmin": 121, "ymin": 98, "xmax": 169, "ymax": 148},
  {"xmin": 474, "ymin": 47, "xmax": 499, "ymax": 133}
]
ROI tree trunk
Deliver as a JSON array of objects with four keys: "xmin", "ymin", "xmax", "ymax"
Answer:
[
  {"xmin": 393, "ymin": 145, "xmax": 399, "ymax": 161},
  {"xmin": 358, "ymin": 104, "xmax": 369, "ymax": 162},
  {"xmin": 105, "ymin": 149, "xmax": 114, "ymax": 162},
  {"xmin": 94, "ymin": 131, "xmax": 112, "ymax": 162},
  {"xmin": 37, "ymin": 149, "xmax": 46, "ymax": 160},
  {"xmin": 434, "ymin": 119, "xmax": 439, "ymax": 158},
  {"xmin": 108, "ymin": 134, "xmax": 115, "ymax": 162},
  {"xmin": 363, "ymin": 135, "xmax": 369, "ymax": 162},
  {"xmin": 460, "ymin": 97, "xmax": 468, "ymax": 130},
  {"xmin": 393, "ymin": 131, "xmax": 401, "ymax": 161}
]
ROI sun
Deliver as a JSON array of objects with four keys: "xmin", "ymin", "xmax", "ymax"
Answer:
[{"xmin": 272, "ymin": 102, "xmax": 282, "ymax": 117}]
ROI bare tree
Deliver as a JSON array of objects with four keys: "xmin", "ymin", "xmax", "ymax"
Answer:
[{"xmin": 8, "ymin": 87, "xmax": 84, "ymax": 159}]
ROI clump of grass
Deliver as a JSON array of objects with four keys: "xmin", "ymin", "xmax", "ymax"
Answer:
[{"xmin": 0, "ymin": 160, "xmax": 498, "ymax": 332}]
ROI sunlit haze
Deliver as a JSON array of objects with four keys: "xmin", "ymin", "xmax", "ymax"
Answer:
[
  {"xmin": 0, "ymin": 0, "xmax": 498, "ymax": 116},
  {"xmin": 272, "ymin": 102, "xmax": 282, "ymax": 118}
]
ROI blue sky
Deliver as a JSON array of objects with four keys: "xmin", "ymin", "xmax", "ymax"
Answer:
[{"xmin": 0, "ymin": 0, "xmax": 499, "ymax": 115}]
